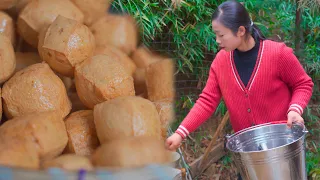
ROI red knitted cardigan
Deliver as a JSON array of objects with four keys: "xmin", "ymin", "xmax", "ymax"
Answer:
[{"xmin": 175, "ymin": 40, "xmax": 314, "ymax": 139}]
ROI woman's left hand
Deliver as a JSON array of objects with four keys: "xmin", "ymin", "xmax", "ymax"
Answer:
[{"xmin": 287, "ymin": 110, "xmax": 304, "ymax": 128}]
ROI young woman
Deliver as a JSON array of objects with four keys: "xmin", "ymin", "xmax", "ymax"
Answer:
[{"xmin": 166, "ymin": 0, "xmax": 314, "ymax": 178}]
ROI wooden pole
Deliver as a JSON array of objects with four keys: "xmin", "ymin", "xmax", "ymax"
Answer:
[
  {"xmin": 200, "ymin": 111, "xmax": 229, "ymax": 169},
  {"xmin": 189, "ymin": 111, "xmax": 230, "ymax": 177}
]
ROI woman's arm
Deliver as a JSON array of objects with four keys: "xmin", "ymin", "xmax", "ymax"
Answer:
[
  {"xmin": 278, "ymin": 44, "xmax": 314, "ymax": 117},
  {"xmin": 175, "ymin": 59, "xmax": 222, "ymax": 139}
]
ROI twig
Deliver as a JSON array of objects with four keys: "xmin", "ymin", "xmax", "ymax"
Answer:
[
  {"xmin": 171, "ymin": 0, "xmax": 182, "ymax": 9},
  {"xmin": 187, "ymin": 134, "xmax": 196, "ymax": 142},
  {"xmin": 199, "ymin": 111, "xmax": 230, "ymax": 170}
]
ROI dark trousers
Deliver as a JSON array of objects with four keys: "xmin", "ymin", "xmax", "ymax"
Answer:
[{"xmin": 238, "ymin": 173, "xmax": 242, "ymax": 180}]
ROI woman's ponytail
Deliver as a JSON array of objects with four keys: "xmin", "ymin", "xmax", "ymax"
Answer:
[{"xmin": 251, "ymin": 24, "xmax": 266, "ymax": 41}]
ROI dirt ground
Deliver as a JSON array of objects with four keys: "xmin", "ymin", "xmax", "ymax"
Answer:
[
  {"xmin": 178, "ymin": 115, "xmax": 239, "ymax": 180},
  {"xmin": 180, "ymin": 137, "xmax": 238, "ymax": 180}
]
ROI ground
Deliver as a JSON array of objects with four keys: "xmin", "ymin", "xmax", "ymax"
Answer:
[
  {"xmin": 181, "ymin": 141, "xmax": 238, "ymax": 180},
  {"xmin": 178, "ymin": 115, "xmax": 239, "ymax": 180}
]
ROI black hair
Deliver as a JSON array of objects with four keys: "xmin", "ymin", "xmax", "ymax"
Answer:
[{"xmin": 212, "ymin": 0, "xmax": 266, "ymax": 41}]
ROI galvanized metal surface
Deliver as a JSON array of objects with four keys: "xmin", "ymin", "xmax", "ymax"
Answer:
[{"xmin": 226, "ymin": 122, "xmax": 308, "ymax": 180}]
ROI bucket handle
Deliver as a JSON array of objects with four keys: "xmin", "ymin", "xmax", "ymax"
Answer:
[
  {"xmin": 270, "ymin": 120, "xmax": 308, "ymax": 133},
  {"xmin": 269, "ymin": 120, "xmax": 288, "ymax": 124},
  {"xmin": 272, "ymin": 120, "xmax": 308, "ymax": 132},
  {"xmin": 226, "ymin": 120, "xmax": 308, "ymax": 141}
]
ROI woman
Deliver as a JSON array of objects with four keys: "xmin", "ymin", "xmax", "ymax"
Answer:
[{"xmin": 166, "ymin": 0, "xmax": 314, "ymax": 178}]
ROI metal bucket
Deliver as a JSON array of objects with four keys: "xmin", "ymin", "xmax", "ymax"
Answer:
[
  {"xmin": 168, "ymin": 151, "xmax": 182, "ymax": 168},
  {"xmin": 226, "ymin": 121, "xmax": 308, "ymax": 180}
]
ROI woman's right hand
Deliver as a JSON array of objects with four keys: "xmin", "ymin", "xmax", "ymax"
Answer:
[{"xmin": 165, "ymin": 133, "xmax": 183, "ymax": 151}]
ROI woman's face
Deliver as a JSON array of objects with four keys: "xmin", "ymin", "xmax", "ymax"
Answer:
[{"xmin": 212, "ymin": 20, "xmax": 243, "ymax": 52}]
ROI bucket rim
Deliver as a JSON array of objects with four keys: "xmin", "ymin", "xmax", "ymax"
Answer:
[{"xmin": 225, "ymin": 121, "xmax": 308, "ymax": 154}]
